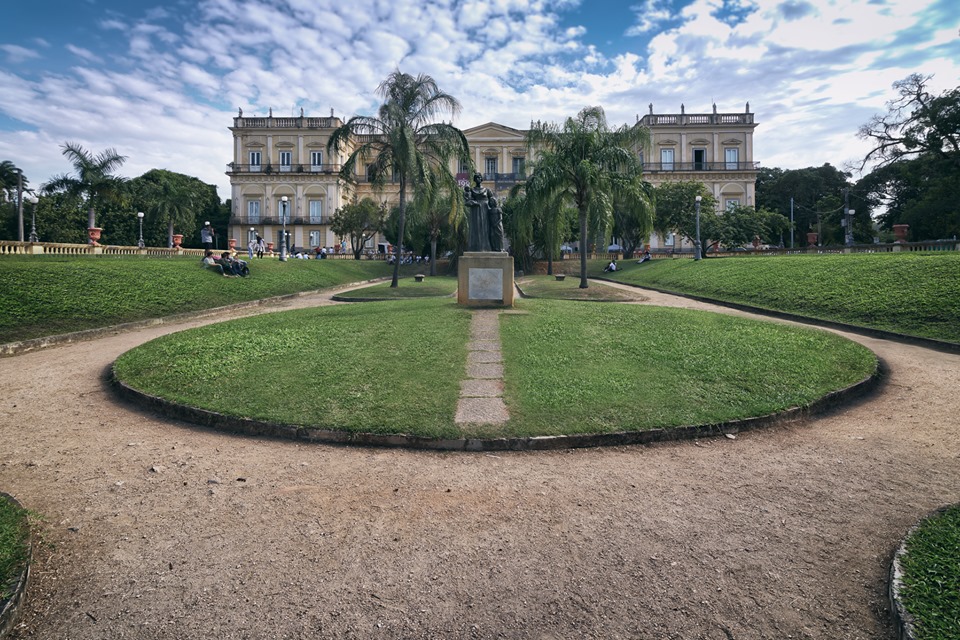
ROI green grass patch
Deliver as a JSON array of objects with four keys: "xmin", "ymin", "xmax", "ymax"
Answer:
[
  {"xmin": 0, "ymin": 496, "xmax": 29, "ymax": 601},
  {"xmin": 114, "ymin": 297, "xmax": 875, "ymax": 440},
  {"xmin": 517, "ymin": 275, "xmax": 646, "ymax": 302},
  {"xmin": 493, "ymin": 299, "xmax": 876, "ymax": 437},
  {"xmin": 336, "ymin": 276, "xmax": 459, "ymax": 299},
  {"xmin": 593, "ymin": 253, "xmax": 960, "ymax": 344},
  {"xmin": 899, "ymin": 504, "xmax": 960, "ymax": 639},
  {"xmin": 0, "ymin": 255, "xmax": 431, "ymax": 343},
  {"xmin": 113, "ymin": 299, "xmax": 472, "ymax": 439}
]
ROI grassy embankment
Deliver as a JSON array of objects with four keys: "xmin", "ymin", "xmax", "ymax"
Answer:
[
  {"xmin": 113, "ymin": 297, "xmax": 876, "ymax": 440},
  {"xmin": 591, "ymin": 252, "xmax": 960, "ymax": 344},
  {"xmin": 0, "ymin": 255, "xmax": 431, "ymax": 343},
  {"xmin": 0, "ymin": 496, "xmax": 29, "ymax": 601}
]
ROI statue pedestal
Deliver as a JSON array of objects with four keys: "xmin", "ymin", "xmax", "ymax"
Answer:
[{"xmin": 458, "ymin": 252, "xmax": 514, "ymax": 308}]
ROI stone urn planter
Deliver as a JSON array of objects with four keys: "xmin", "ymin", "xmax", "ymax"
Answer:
[
  {"xmin": 893, "ymin": 224, "xmax": 909, "ymax": 243},
  {"xmin": 266, "ymin": 241, "xmax": 275, "ymax": 253},
  {"xmin": 228, "ymin": 238, "xmax": 238, "ymax": 250},
  {"xmin": 172, "ymin": 234, "xmax": 184, "ymax": 248},
  {"xmin": 806, "ymin": 232, "xmax": 819, "ymax": 246},
  {"xmin": 87, "ymin": 227, "xmax": 103, "ymax": 245}
]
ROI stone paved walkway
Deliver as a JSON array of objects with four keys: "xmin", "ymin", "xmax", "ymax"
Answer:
[{"xmin": 454, "ymin": 309, "xmax": 509, "ymax": 424}]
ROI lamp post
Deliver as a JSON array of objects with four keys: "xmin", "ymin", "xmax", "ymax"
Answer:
[
  {"xmin": 16, "ymin": 169, "xmax": 24, "ymax": 243},
  {"xmin": 137, "ymin": 212, "xmax": 145, "ymax": 248},
  {"xmin": 845, "ymin": 209, "xmax": 855, "ymax": 247},
  {"xmin": 26, "ymin": 193, "xmax": 39, "ymax": 243},
  {"xmin": 280, "ymin": 196, "xmax": 288, "ymax": 262},
  {"xmin": 694, "ymin": 195, "xmax": 702, "ymax": 261}
]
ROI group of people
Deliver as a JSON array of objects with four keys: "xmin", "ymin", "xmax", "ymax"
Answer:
[
  {"xmin": 602, "ymin": 249, "xmax": 653, "ymax": 273},
  {"xmin": 387, "ymin": 254, "xmax": 430, "ymax": 266},
  {"xmin": 247, "ymin": 235, "xmax": 266, "ymax": 259},
  {"xmin": 202, "ymin": 250, "xmax": 250, "ymax": 277}
]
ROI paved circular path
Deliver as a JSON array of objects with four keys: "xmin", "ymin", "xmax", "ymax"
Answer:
[{"xmin": 1, "ymin": 283, "xmax": 957, "ymax": 639}]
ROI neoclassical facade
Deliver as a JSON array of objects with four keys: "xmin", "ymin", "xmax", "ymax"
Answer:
[{"xmin": 226, "ymin": 104, "xmax": 758, "ymax": 253}]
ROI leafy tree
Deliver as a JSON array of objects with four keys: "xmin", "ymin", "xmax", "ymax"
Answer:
[
  {"xmin": 42, "ymin": 143, "xmax": 127, "ymax": 243},
  {"xmin": 525, "ymin": 106, "xmax": 651, "ymax": 288},
  {"xmin": 0, "ymin": 161, "xmax": 30, "ymax": 241},
  {"xmin": 755, "ymin": 164, "xmax": 853, "ymax": 245},
  {"xmin": 652, "ymin": 181, "xmax": 720, "ymax": 253},
  {"xmin": 30, "ymin": 192, "xmax": 88, "ymax": 244},
  {"xmin": 717, "ymin": 205, "xmax": 790, "ymax": 248},
  {"xmin": 858, "ymin": 74, "xmax": 960, "ymax": 170},
  {"xmin": 328, "ymin": 70, "xmax": 469, "ymax": 287},
  {"xmin": 854, "ymin": 75, "xmax": 960, "ymax": 241},
  {"xmin": 331, "ymin": 198, "xmax": 386, "ymax": 259},
  {"xmin": 129, "ymin": 169, "xmax": 218, "ymax": 248},
  {"xmin": 611, "ymin": 181, "xmax": 656, "ymax": 258},
  {"xmin": 407, "ymin": 179, "xmax": 461, "ymax": 275},
  {"xmin": 504, "ymin": 186, "xmax": 574, "ymax": 275}
]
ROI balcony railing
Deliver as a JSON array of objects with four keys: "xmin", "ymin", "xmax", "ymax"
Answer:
[
  {"xmin": 226, "ymin": 163, "xmax": 340, "ymax": 175},
  {"xmin": 232, "ymin": 116, "xmax": 340, "ymax": 129},
  {"xmin": 640, "ymin": 113, "xmax": 755, "ymax": 126},
  {"xmin": 230, "ymin": 216, "xmax": 333, "ymax": 226},
  {"xmin": 642, "ymin": 161, "xmax": 759, "ymax": 173}
]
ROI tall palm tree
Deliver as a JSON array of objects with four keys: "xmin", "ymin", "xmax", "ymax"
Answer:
[
  {"xmin": 1, "ymin": 161, "xmax": 28, "ymax": 241},
  {"xmin": 132, "ymin": 169, "xmax": 209, "ymax": 248},
  {"xmin": 42, "ymin": 143, "xmax": 127, "ymax": 243},
  {"xmin": 525, "ymin": 106, "xmax": 651, "ymax": 288},
  {"xmin": 408, "ymin": 168, "xmax": 463, "ymax": 276},
  {"xmin": 327, "ymin": 70, "xmax": 469, "ymax": 287}
]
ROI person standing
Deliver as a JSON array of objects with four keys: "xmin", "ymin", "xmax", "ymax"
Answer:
[
  {"xmin": 201, "ymin": 223, "xmax": 215, "ymax": 251},
  {"xmin": 255, "ymin": 234, "xmax": 265, "ymax": 259}
]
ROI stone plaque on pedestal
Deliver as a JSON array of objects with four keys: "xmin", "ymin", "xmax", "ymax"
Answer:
[{"xmin": 458, "ymin": 252, "xmax": 515, "ymax": 308}]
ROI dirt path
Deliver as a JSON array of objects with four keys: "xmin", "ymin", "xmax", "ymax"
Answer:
[{"xmin": 1, "ymin": 284, "xmax": 958, "ymax": 639}]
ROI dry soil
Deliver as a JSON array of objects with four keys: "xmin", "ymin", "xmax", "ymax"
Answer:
[{"xmin": 1, "ymin": 283, "xmax": 958, "ymax": 639}]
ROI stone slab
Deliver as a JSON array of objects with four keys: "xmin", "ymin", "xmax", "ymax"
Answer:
[
  {"xmin": 467, "ymin": 363, "xmax": 504, "ymax": 379},
  {"xmin": 467, "ymin": 340, "xmax": 501, "ymax": 352},
  {"xmin": 455, "ymin": 397, "xmax": 510, "ymax": 424},
  {"xmin": 468, "ymin": 350, "xmax": 502, "ymax": 364},
  {"xmin": 459, "ymin": 379, "xmax": 503, "ymax": 397}
]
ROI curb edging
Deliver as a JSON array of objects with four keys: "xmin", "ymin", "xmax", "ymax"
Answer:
[{"xmin": 109, "ymin": 356, "xmax": 883, "ymax": 452}]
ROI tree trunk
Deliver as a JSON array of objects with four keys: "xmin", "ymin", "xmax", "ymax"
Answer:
[
  {"xmin": 168, "ymin": 220, "xmax": 174, "ymax": 249},
  {"xmin": 391, "ymin": 178, "xmax": 406, "ymax": 287},
  {"xmin": 88, "ymin": 206, "xmax": 96, "ymax": 232},
  {"xmin": 578, "ymin": 206, "xmax": 589, "ymax": 289},
  {"xmin": 429, "ymin": 236, "xmax": 437, "ymax": 277}
]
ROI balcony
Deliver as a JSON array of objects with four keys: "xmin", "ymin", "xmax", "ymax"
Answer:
[
  {"xmin": 639, "ymin": 112, "xmax": 755, "ymax": 126},
  {"xmin": 642, "ymin": 161, "xmax": 759, "ymax": 173},
  {"xmin": 232, "ymin": 116, "xmax": 340, "ymax": 129},
  {"xmin": 230, "ymin": 216, "xmax": 333, "ymax": 226},
  {"xmin": 226, "ymin": 163, "xmax": 340, "ymax": 175}
]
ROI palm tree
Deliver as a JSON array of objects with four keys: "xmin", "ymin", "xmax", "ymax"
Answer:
[
  {"xmin": 132, "ymin": 169, "xmax": 210, "ymax": 248},
  {"xmin": 42, "ymin": 143, "xmax": 127, "ymax": 243},
  {"xmin": 1, "ymin": 161, "xmax": 28, "ymax": 241},
  {"xmin": 408, "ymin": 168, "xmax": 463, "ymax": 276},
  {"xmin": 327, "ymin": 71, "xmax": 469, "ymax": 287},
  {"xmin": 525, "ymin": 106, "xmax": 651, "ymax": 288}
]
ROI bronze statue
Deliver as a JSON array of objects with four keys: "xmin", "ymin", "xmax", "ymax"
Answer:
[
  {"xmin": 464, "ymin": 172, "xmax": 492, "ymax": 251},
  {"xmin": 488, "ymin": 196, "xmax": 504, "ymax": 252}
]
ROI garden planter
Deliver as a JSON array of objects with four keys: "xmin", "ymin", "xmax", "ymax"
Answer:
[
  {"xmin": 266, "ymin": 242, "xmax": 274, "ymax": 253},
  {"xmin": 893, "ymin": 224, "xmax": 909, "ymax": 243},
  {"xmin": 228, "ymin": 238, "xmax": 237, "ymax": 250},
  {"xmin": 806, "ymin": 232, "xmax": 819, "ymax": 246},
  {"xmin": 172, "ymin": 234, "xmax": 183, "ymax": 248},
  {"xmin": 87, "ymin": 227, "xmax": 102, "ymax": 245}
]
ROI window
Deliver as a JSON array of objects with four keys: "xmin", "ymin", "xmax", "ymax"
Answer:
[
  {"xmin": 664, "ymin": 232, "xmax": 675, "ymax": 247},
  {"xmin": 660, "ymin": 148, "xmax": 674, "ymax": 170},
  {"xmin": 249, "ymin": 151, "xmax": 261, "ymax": 171},
  {"xmin": 693, "ymin": 149, "xmax": 706, "ymax": 171},
  {"xmin": 512, "ymin": 157, "xmax": 525, "ymax": 176},
  {"xmin": 485, "ymin": 156, "xmax": 497, "ymax": 177},
  {"xmin": 279, "ymin": 151, "xmax": 292, "ymax": 172},
  {"xmin": 278, "ymin": 198, "xmax": 292, "ymax": 220},
  {"xmin": 366, "ymin": 163, "xmax": 377, "ymax": 182},
  {"xmin": 247, "ymin": 200, "xmax": 260, "ymax": 223},
  {"xmin": 458, "ymin": 158, "xmax": 470, "ymax": 174},
  {"xmin": 725, "ymin": 199, "xmax": 740, "ymax": 211},
  {"xmin": 309, "ymin": 230, "xmax": 321, "ymax": 247},
  {"xmin": 309, "ymin": 200, "xmax": 323, "ymax": 223},
  {"xmin": 725, "ymin": 148, "xmax": 739, "ymax": 170},
  {"xmin": 311, "ymin": 151, "xmax": 323, "ymax": 171}
]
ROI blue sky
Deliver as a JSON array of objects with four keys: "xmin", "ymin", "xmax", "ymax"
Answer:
[{"xmin": 2, "ymin": 0, "xmax": 958, "ymax": 198}]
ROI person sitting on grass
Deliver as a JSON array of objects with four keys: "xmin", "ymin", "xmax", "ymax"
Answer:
[
  {"xmin": 637, "ymin": 249, "xmax": 652, "ymax": 264},
  {"xmin": 217, "ymin": 251, "xmax": 250, "ymax": 277},
  {"xmin": 202, "ymin": 250, "xmax": 228, "ymax": 276},
  {"xmin": 603, "ymin": 259, "xmax": 618, "ymax": 272}
]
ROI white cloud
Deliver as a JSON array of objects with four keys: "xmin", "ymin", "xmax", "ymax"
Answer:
[{"xmin": 0, "ymin": 45, "xmax": 41, "ymax": 64}]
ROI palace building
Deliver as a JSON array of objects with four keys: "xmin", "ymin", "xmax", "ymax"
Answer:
[{"xmin": 226, "ymin": 104, "xmax": 758, "ymax": 253}]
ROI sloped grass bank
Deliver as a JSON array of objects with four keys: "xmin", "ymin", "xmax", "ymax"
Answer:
[
  {"xmin": 593, "ymin": 253, "xmax": 960, "ymax": 344},
  {"xmin": 0, "ymin": 494, "xmax": 29, "ymax": 602},
  {"xmin": 516, "ymin": 275, "xmax": 646, "ymax": 302},
  {"xmin": 0, "ymin": 256, "xmax": 404, "ymax": 343},
  {"xmin": 113, "ymin": 297, "xmax": 876, "ymax": 441}
]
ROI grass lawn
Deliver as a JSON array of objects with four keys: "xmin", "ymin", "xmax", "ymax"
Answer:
[
  {"xmin": 335, "ymin": 275, "xmax": 459, "ymax": 299},
  {"xmin": 0, "ymin": 496, "xmax": 29, "ymax": 601},
  {"xmin": 517, "ymin": 275, "xmax": 646, "ymax": 302},
  {"xmin": 114, "ymin": 297, "xmax": 876, "ymax": 440},
  {"xmin": 899, "ymin": 504, "xmax": 960, "ymax": 639},
  {"xmin": 0, "ymin": 255, "xmax": 432, "ymax": 343},
  {"xmin": 592, "ymin": 252, "xmax": 960, "ymax": 344}
]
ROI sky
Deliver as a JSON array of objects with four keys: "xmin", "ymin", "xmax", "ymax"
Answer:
[{"xmin": 2, "ymin": 0, "xmax": 958, "ymax": 199}]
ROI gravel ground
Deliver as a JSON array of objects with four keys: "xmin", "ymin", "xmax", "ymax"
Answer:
[{"xmin": 1, "ymin": 284, "xmax": 958, "ymax": 639}]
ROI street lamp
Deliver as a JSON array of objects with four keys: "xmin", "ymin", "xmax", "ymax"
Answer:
[
  {"xmin": 280, "ymin": 196, "xmax": 288, "ymax": 262},
  {"xmin": 26, "ymin": 193, "xmax": 39, "ymax": 243},
  {"xmin": 694, "ymin": 195, "xmax": 702, "ymax": 261},
  {"xmin": 846, "ymin": 209, "xmax": 855, "ymax": 247},
  {"xmin": 137, "ymin": 212, "xmax": 145, "ymax": 249}
]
